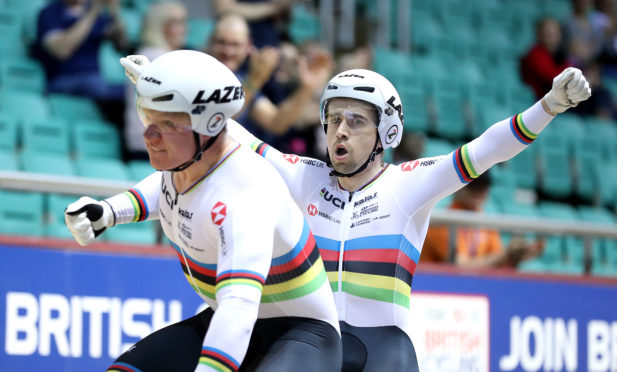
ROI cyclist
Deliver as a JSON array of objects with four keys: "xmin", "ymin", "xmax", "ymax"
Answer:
[
  {"xmin": 122, "ymin": 55, "xmax": 591, "ymax": 371},
  {"xmin": 65, "ymin": 50, "xmax": 341, "ymax": 372}
]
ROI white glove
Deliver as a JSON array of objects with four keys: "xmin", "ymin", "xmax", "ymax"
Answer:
[
  {"xmin": 119, "ymin": 55, "xmax": 150, "ymax": 85},
  {"xmin": 543, "ymin": 67, "xmax": 592, "ymax": 115},
  {"xmin": 65, "ymin": 197, "xmax": 115, "ymax": 246}
]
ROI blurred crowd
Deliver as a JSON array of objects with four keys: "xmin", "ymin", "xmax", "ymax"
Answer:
[{"xmin": 27, "ymin": 0, "xmax": 617, "ymax": 269}]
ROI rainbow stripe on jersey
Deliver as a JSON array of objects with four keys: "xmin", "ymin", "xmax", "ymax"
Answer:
[
  {"xmin": 315, "ymin": 234, "xmax": 420, "ymax": 309},
  {"xmin": 171, "ymin": 219, "xmax": 328, "ymax": 303}
]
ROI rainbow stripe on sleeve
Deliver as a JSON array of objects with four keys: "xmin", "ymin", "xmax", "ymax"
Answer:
[
  {"xmin": 199, "ymin": 347, "xmax": 239, "ymax": 372},
  {"xmin": 510, "ymin": 113, "xmax": 538, "ymax": 145},
  {"xmin": 452, "ymin": 144, "xmax": 479, "ymax": 184},
  {"xmin": 124, "ymin": 189, "xmax": 149, "ymax": 222},
  {"xmin": 250, "ymin": 140, "xmax": 270, "ymax": 158},
  {"xmin": 216, "ymin": 270, "xmax": 266, "ymax": 292}
]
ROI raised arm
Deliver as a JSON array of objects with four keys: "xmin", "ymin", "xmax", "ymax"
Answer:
[{"xmin": 398, "ymin": 67, "xmax": 591, "ymax": 210}]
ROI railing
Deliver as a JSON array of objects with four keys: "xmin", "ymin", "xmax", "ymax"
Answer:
[{"xmin": 2, "ymin": 170, "xmax": 616, "ymax": 273}]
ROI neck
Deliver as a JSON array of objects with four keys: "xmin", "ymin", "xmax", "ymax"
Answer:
[
  {"xmin": 337, "ymin": 158, "xmax": 384, "ymax": 192},
  {"xmin": 173, "ymin": 134, "xmax": 235, "ymax": 193}
]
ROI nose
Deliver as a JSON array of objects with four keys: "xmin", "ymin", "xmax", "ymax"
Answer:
[
  {"xmin": 143, "ymin": 125, "xmax": 161, "ymax": 140},
  {"xmin": 335, "ymin": 119, "xmax": 350, "ymax": 139}
]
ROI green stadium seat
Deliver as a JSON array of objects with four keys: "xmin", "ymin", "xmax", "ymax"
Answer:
[
  {"xmin": 186, "ymin": 18, "xmax": 215, "ymax": 50},
  {"xmin": 537, "ymin": 148, "xmax": 572, "ymax": 198},
  {"xmin": 76, "ymin": 157, "xmax": 130, "ymax": 181},
  {"xmin": 471, "ymin": 104, "xmax": 511, "ymax": 137},
  {"xmin": 106, "ymin": 220, "xmax": 158, "ymax": 245},
  {"xmin": 99, "ymin": 41, "xmax": 125, "ymax": 84},
  {"xmin": 597, "ymin": 162, "xmax": 617, "ymax": 207},
  {"xmin": 431, "ymin": 91, "xmax": 467, "ymax": 141},
  {"xmin": 410, "ymin": 9, "xmax": 442, "ymax": 51},
  {"xmin": 20, "ymin": 150, "xmax": 75, "ymax": 176},
  {"xmin": 21, "ymin": 118, "xmax": 71, "ymax": 155},
  {"xmin": 0, "ymin": 57, "xmax": 45, "ymax": 92},
  {"xmin": 591, "ymin": 239, "xmax": 617, "ymax": 277},
  {"xmin": 0, "ymin": 151, "xmax": 18, "ymax": 171},
  {"xmin": 0, "ymin": 9, "xmax": 26, "ymax": 57},
  {"xmin": 372, "ymin": 47, "xmax": 413, "ymax": 84},
  {"xmin": 128, "ymin": 160, "xmax": 156, "ymax": 181},
  {"xmin": 423, "ymin": 137, "xmax": 454, "ymax": 158},
  {"xmin": 573, "ymin": 152, "xmax": 600, "ymax": 203},
  {"xmin": 0, "ymin": 113, "xmax": 19, "ymax": 153},
  {"xmin": 48, "ymin": 93, "xmax": 103, "ymax": 122},
  {"xmin": 0, "ymin": 90, "xmax": 50, "ymax": 121},
  {"xmin": 120, "ymin": 7, "xmax": 143, "ymax": 45},
  {"xmin": 502, "ymin": 145, "xmax": 538, "ymax": 190},
  {"xmin": 398, "ymin": 85, "xmax": 429, "ymax": 132},
  {"xmin": 0, "ymin": 190, "xmax": 44, "ymax": 236},
  {"xmin": 288, "ymin": 4, "xmax": 320, "ymax": 44},
  {"xmin": 45, "ymin": 193, "xmax": 80, "ymax": 240},
  {"xmin": 73, "ymin": 121, "xmax": 122, "ymax": 159}
]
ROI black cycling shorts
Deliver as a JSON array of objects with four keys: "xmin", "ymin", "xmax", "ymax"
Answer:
[
  {"xmin": 340, "ymin": 321, "xmax": 419, "ymax": 372},
  {"xmin": 106, "ymin": 307, "xmax": 342, "ymax": 372}
]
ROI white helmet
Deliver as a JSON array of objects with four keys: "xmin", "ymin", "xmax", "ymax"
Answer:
[
  {"xmin": 136, "ymin": 50, "xmax": 244, "ymax": 137},
  {"xmin": 320, "ymin": 69, "xmax": 404, "ymax": 149}
]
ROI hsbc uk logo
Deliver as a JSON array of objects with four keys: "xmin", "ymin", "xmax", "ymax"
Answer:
[
  {"xmin": 401, "ymin": 160, "xmax": 419, "ymax": 172},
  {"xmin": 320, "ymin": 188, "xmax": 346, "ymax": 209},
  {"xmin": 284, "ymin": 154, "xmax": 300, "ymax": 164},
  {"xmin": 211, "ymin": 201, "xmax": 227, "ymax": 226},
  {"xmin": 307, "ymin": 204, "xmax": 318, "ymax": 216}
]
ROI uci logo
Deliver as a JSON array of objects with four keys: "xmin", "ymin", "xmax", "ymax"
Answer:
[{"xmin": 320, "ymin": 188, "xmax": 345, "ymax": 209}]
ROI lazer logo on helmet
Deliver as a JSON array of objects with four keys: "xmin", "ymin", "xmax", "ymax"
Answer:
[
  {"xmin": 338, "ymin": 73, "xmax": 364, "ymax": 79},
  {"xmin": 140, "ymin": 76, "xmax": 161, "ymax": 85},
  {"xmin": 386, "ymin": 95, "xmax": 403, "ymax": 122},
  {"xmin": 192, "ymin": 86, "xmax": 244, "ymax": 104}
]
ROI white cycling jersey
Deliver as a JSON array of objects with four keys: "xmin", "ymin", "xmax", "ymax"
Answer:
[
  {"xmin": 227, "ymin": 101, "xmax": 554, "ymax": 341},
  {"xmin": 104, "ymin": 144, "xmax": 339, "ymax": 371}
]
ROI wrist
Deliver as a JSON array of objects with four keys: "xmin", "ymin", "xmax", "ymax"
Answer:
[{"xmin": 541, "ymin": 97, "xmax": 558, "ymax": 116}]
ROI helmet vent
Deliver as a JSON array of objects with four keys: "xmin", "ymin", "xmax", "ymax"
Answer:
[
  {"xmin": 326, "ymin": 84, "xmax": 338, "ymax": 90},
  {"xmin": 152, "ymin": 94, "xmax": 174, "ymax": 102},
  {"xmin": 353, "ymin": 86, "xmax": 375, "ymax": 93}
]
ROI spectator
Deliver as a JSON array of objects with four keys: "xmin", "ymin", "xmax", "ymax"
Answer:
[
  {"xmin": 213, "ymin": 0, "xmax": 294, "ymax": 48},
  {"xmin": 421, "ymin": 172, "xmax": 544, "ymax": 269},
  {"xmin": 123, "ymin": 1, "xmax": 187, "ymax": 161},
  {"xmin": 521, "ymin": 17, "xmax": 573, "ymax": 100},
  {"xmin": 34, "ymin": 0, "xmax": 128, "ymax": 102},
  {"xmin": 564, "ymin": 0, "xmax": 606, "ymax": 68},
  {"xmin": 209, "ymin": 13, "xmax": 332, "ymax": 143}
]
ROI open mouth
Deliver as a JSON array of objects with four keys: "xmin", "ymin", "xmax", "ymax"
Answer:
[{"xmin": 334, "ymin": 144, "xmax": 348, "ymax": 159}]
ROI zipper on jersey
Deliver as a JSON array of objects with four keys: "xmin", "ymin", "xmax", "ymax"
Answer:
[{"xmin": 336, "ymin": 189, "xmax": 355, "ymax": 319}]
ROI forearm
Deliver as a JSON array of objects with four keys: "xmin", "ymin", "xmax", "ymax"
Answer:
[
  {"xmin": 197, "ymin": 297, "xmax": 259, "ymax": 371},
  {"xmin": 456, "ymin": 251, "xmax": 509, "ymax": 269},
  {"xmin": 44, "ymin": 4, "xmax": 101, "ymax": 60},
  {"xmin": 104, "ymin": 172, "xmax": 161, "ymax": 224},
  {"xmin": 468, "ymin": 100, "xmax": 554, "ymax": 174},
  {"xmin": 214, "ymin": 0, "xmax": 281, "ymax": 20},
  {"xmin": 264, "ymin": 86, "xmax": 314, "ymax": 134}
]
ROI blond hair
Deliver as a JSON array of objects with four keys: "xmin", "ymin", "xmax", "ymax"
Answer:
[{"xmin": 141, "ymin": 1, "xmax": 186, "ymax": 50}]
